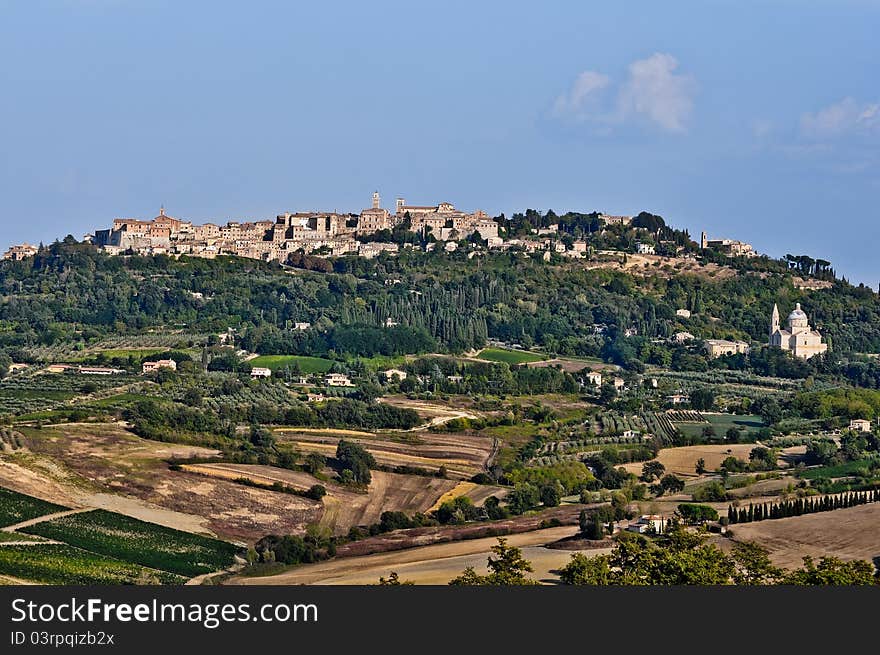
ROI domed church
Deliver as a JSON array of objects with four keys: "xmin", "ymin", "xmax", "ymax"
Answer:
[{"xmin": 768, "ymin": 303, "xmax": 827, "ymax": 359}]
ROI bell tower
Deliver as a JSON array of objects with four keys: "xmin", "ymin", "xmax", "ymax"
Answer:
[
  {"xmin": 770, "ymin": 303, "xmax": 780, "ymax": 339},
  {"xmin": 372, "ymin": 191, "xmax": 380, "ymax": 209}
]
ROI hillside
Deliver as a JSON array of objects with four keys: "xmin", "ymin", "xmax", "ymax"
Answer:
[
  {"xmin": 1, "ymin": 227, "xmax": 879, "ymax": 585},
  {"xmin": 2, "ymin": 235, "xmax": 879, "ymax": 366}
]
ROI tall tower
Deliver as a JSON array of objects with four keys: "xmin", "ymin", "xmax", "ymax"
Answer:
[
  {"xmin": 372, "ymin": 191, "xmax": 380, "ymax": 209},
  {"xmin": 396, "ymin": 198, "xmax": 405, "ymax": 215},
  {"xmin": 700, "ymin": 231, "xmax": 707, "ymax": 249},
  {"xmin": 770, "ymin": 303, "xmax": 780, "ymax": 339}
]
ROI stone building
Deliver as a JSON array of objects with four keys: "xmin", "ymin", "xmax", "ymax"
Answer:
[
  {"xmin": 704, "ymin": 339, "xmax": 750, "ymax": 358},
  {"xmin": 768, "ymin": 303, "xmax": 827, "ymax": 359},
  {"xmin": 2, "ymin": 243, "xmax": 38, "ymax": 261}
]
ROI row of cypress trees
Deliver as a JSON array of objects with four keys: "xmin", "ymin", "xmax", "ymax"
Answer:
[{"xmin": 727, "ymin": 488, "xmax": 880, "ymax": 524}]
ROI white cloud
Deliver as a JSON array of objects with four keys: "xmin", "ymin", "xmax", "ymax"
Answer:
[
  {"xmin": 617, "ymin": 54, "xmax": 694, "ymax": 133},
  {"xmin": 551, "ymin": 53, "xmax": 695, "ymax": 133},
  {"xmin": 801, "ymin": 97, "xmax": 880, "ymax": 139},
  {"xmin": 552, "ymin": 71, "xmax": 611, "ymax": 119}
]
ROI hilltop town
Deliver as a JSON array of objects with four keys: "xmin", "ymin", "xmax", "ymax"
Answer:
[{"xmin": 3, "ymin": 192, "xmax": 757, "ymax": 264}]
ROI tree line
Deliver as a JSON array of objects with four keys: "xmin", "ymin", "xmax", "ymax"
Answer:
[{"xmin": 727, "ymin": 489, "xmax": 879, "ymax": 524}]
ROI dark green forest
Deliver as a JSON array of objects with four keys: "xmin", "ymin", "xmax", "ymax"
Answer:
[{"xmin": 2, "ymin": 235, "xmax": 880, "ymax": 387}]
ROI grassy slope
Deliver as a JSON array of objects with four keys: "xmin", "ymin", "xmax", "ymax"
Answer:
[
  {"xmin": 477, "ymin": 348, "xmax": 545, "ymax": 364},
  {"xmin": 20, "ymin": 509, "xmax": 239, "ymax": 577},
  {"xmin": 0, "ymin": 487, "xmax": 68, "ymax": 528},
  {"xmin": 248, "ymin": 355, "xmax": 334, "ymax": 373}
]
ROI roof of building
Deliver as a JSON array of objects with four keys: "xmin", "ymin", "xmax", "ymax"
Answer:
[{"xmin": 788, "ymin": 303, "xmax": 808, "ymax": 320}]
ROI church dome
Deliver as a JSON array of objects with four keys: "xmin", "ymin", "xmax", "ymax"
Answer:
[{"xmin": 788, "ymin": 302, "xmax": 807, "ymax": 321}]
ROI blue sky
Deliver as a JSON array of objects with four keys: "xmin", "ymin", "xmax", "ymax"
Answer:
[{"xmin": 1, "ymin": 0, "xmax": 878, "ymax": 284}]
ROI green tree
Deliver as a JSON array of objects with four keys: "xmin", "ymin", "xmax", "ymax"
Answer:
[
  {"xmin": 558, "ymin": 553, "xmax": 616, "ymax": 585},
  {"xmin": 506, "ymin": 483, "xmax": 540, "ymax": 515},
  {"xmin": 307, "ymin": 484, "xmax": 326, "ymax": 500},
  {"xmin": 785, "ymin": 556, "xmax": 877, "ymax": 586},
  {"xmin": 183, "ymin": 387, "xmax": 203, "ymax": 407},
  {"xmin": 677, "ymin": 503, "xmax": 719, "ymax": 524},
  {"xmin": 558, "ymin": 529, "xmax": 735, "ymax": 585},
  {"xmin": 377, "ymin": 571, "xmax": 414, "ymax": 585},
  {"xmin": 640, "ymin": 460, "xmax": 666, "ymax": 482},
  {"xmin": 335, "ymin": 439, "xmax": 375, "ymax": 485},
  {"xmin": 579, "ymin": 508, "xmax": 609, "ymax": 540},
  {"xmin": 0, "ymin": 352, "xmax": 11, "ymax": 379},
  {"xmin": 690, "ymin": 387, "xmax": 716, "ymax": 411},
  {"xmin": 304, "ymin": 452, "xmax": 327, "ymax": 475},
  {"xmin": 249, "ymin": 424, "xmax": 276, "ymax": 450},
  {"xmin": 731, "ymin": 541, "xmax": 782, "ymax": 585},
  {"xmin": 749, "ymin": 446, "xmax": 775, "ymax": 469},
  {"xmin": 692, "ymin": 480, "xmax": 727, "ymax": 502},
  {"xmin": 657, "ymin": 474, "xmax": 685, "ymax": 496},
  {"xmin": 540, "ymin": 482, "xmax": 562, "ymax": 507},
  {"xmin": 448, "ymin": 538, "xmax": 539, "ymax": 586}
]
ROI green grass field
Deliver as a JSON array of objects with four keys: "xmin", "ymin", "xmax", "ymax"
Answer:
[
  {"xmin": 87, "ymin": 348, "xmax": 165, "ymax": 360},
  {"xmin": 248, "ymin": 355, "xmax": 334, "ymax": 373},
  {"xmin": 87, "ymin": 393, "xmax": 146, "ymax": 408},
  {"xmin": 704, "ymin": 414, "xmax": 765, "ymax": 429},
  {"xmin": 0, "ymin": 389, "xmax": 75, "ymax": 401},
  {"xmin": 21, "ymin": 510, "xmax": 240, "ymax": 577},
  {"xmin": 0, "ymin": 545, "xmax": 184, "ymax": 585},
  {"xmin": 798, "ymin": 458, "xmax": 877, "ymax": 480},
  {"xmin": 0, "ymin": 532, "xmax": 46, "ymax": 543},
  {"xmin": 675, "ymin": 413, "xmax": 765, "ymax": 439},
  {"xmin": 477, "ymin": 348, "xmax": 545, "ymax": 365},
  {"xmin": 0, "ymin": 487, "xmax": 68, "ymax": 528},
  {"xmin": 350, "ymin": 355, "xmax": 407, "ymax": 371}
]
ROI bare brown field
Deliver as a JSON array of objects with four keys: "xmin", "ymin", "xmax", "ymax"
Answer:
[
  {"xmin": 778, "ymin": 445, "xmax": 807, "ymax": 466},
  {"xmin": 427, "ymin": 482, "xmax": 478, "ymax": 512},
  {"xmin": 379, "ymin": 396, "xmax": 482, "ymax": 429},
  {"xmin": 332, "ymin": 504, "xmax": 588, "ymax": 558},
  {"xmin": 284, "ymin": 428, "xmax": 375, "ymax": 438},
  {"xmin": 465, "ymin": 483, "xmax": 509, "ymax": 506},
  {"xmin": 275, "ymin": 428, "xmax": 493, "ymax": 479},
  {"xmin": 423, "ymin": 480, "xmax": 509, "ymax": 512},
  {"xmin": 718, "ymin": 503, "xmax": 880, "ymax": 569},
  {"xmin": 228, "ymin": 525, "xmax": 587, "ymax": 585},
  {"xmin": 623, "ymin": 444, "xmax": 759, "ymax": 477},
  {"xmin": 10, "ymin": 424, "xmax": 322, "ymax": 543},
  {"xmin": 180, "ymin": 462, "xmax": 461, "ymax": 535},
  {"xmin": 380, "ymin": 395, "xmax": 481, "ymax": 419},
  {"xmin": 0, "ymin": 457, "xmax": 88, "ymax": 507}
]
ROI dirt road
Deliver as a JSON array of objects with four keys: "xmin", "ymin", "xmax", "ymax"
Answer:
[{"xmin": 1, "ymin": 508, "xmax": 91, "ymax": 533}]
